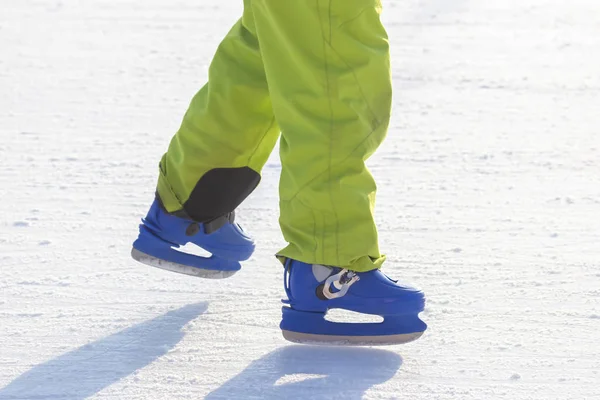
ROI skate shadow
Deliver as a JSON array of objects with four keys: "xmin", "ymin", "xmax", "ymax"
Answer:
[
  {"xmin": 0, "ymin": 302, "xmax": 207, "ymax": 400},
  {"xmin": 206, "ymin": 345, "xmax": 403, "ymax": 400}
]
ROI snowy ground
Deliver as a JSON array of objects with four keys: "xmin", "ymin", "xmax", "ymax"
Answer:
[{"xmin": 1, "ymin": 0, "xmax": 600, "ymax": 399}]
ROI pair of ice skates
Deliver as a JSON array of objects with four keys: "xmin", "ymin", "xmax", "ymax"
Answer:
[{"xmin": 132, "ymin": 198, "xmax": 426, "ymax": 345}]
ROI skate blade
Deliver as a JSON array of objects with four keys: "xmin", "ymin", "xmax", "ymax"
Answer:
[
  {"xmin": 281, "ymin": 330, "xmax": 424, "ymax": 346},
  {"xmin": 131, "ymin": 248, "xmax": 237, "ymax": 279}
]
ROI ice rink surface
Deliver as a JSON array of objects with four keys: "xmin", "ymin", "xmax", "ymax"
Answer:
[{"xmin": 1, "ymin": 0, "xmax": 599, "ymax": 399}]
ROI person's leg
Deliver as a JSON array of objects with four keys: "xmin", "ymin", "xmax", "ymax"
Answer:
[
  {"xmin": 251, "ymin": 2, "xmax": 426, "ymax": 345},
  {"xmin": 132, "ymin": 1, "xmax": 280, "ymax": 277},
  {"xmin": 252, "ymin": 0, "xmax": 391, "ymax": 272},
  {"xmin": 157, "ymin": 1, "xmax": 280, "ymax": 222}
]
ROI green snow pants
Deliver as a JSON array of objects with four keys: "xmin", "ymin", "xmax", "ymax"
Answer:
[{"xmin": 157, "ymin": 0, "xmax": 392, "ymax": 272}]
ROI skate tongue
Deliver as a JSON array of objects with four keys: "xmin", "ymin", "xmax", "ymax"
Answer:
[{"xmin": 312, "ymin": 264, "xmax": 334, "ymax": 282}]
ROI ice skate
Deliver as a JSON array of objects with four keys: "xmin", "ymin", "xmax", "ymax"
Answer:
[
  {"xmin": 280, "ymin": 259, "xmax": 426, "ymax": 345},
  {"xmin": 131, "ymin": 197, "xmax": 255, "ymax": 279}
]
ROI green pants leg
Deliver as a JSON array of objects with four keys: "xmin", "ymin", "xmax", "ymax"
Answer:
[
  {"xmin": 157, "ymin": 2, "xmax": 280, "ymax": 221},
  {"xmin": 158, "ymin": 0, "xmax": 391, "ymax": 272},
  {"xmin": 253, "ymin": 0, "xmax": 391, "ymax": 271}
]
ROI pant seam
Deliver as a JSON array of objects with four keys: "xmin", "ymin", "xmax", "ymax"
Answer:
[
  {"xmin": 328, "ymin": 43, "xmax": 382, "ymax": 128},
  {"xmin": 247, "ymin": 117, "xmax": 277, "ymax": 167},
  {"xmin": 282, "ymin": 119, "xmax": 384, "ymax": 204},
  {"xmin": 317, "ymin": 0, "xmax": 340, "ymax": 265}
]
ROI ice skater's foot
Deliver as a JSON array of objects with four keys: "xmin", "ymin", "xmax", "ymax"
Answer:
[
  {"xmin": 280, "ymin": 259, "xmax": 426, "ymax": 345},
  {"xmin": 131, "ymin": 197, "xmax": 254, "ymax": 279}
]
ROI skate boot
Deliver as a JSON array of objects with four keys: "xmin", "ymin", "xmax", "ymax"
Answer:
[
  {"xmin": 131, "ymin": 197, "xmax": 255, "ymax": 279},
  {"xmin": 280, "ymin": 259, "xmax": 427, "ymax": 345}
]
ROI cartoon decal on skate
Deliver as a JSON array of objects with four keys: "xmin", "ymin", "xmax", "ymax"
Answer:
[{"xmin": 316, "ymin": 268, "xmax": 360, "ymax": 300}]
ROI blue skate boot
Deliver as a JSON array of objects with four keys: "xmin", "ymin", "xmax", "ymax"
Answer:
[
  {"xmin": 131, "ymin": 197, "xmax": 255, "ymax": 279},
  {"xmin": 280, "ymin": 259, "xmax": 427, "ymax": 345}
]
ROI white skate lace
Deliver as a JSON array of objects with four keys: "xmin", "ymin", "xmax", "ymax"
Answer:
[{"xmin": 322, "ymin": 269, "xmax": 360, "ymax": 300}]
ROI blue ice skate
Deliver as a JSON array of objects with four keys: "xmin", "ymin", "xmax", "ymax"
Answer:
[
  {"xmin": 131, "ymin": 197, "xmax": 255, "ymax": 279},
  {"xmin": 280, "ymin": 260, "xmax": 427, "ymax": 345}
]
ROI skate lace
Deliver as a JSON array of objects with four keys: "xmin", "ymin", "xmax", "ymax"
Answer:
[{"xmin": 322, "ymin": 269, "xmax": 360, "ymax": 300}]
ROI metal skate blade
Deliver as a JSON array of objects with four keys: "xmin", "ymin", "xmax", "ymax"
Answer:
[
  {"xmin": 281, "ymin": 330, "xmax": 424, "ymax": 346},
  {"xmin": 131, "ymin": 248, "xmax": 236, "ymax": 279}
]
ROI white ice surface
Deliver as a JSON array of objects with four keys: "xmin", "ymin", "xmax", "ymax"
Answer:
[{"xmin": 1, "ymin": 0, "xmax": 599, "ymax": 399}]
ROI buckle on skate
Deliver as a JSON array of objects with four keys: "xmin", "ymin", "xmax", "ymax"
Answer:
[{"xmin": 321, "ymin": 269, "xmax": 359, "ymax": 300}]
